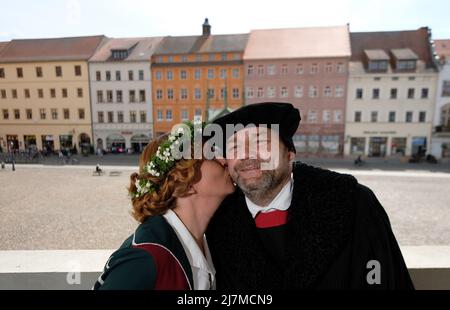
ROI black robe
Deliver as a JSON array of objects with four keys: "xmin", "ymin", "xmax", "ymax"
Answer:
[{"xmin": 206, "ymin": 162, "xmax": 414, "ymax": 289}]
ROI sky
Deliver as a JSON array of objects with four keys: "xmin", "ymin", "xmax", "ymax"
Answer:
[{"xmin": 1, "ymin": 0, "xmax": 450, "ymax": 41}]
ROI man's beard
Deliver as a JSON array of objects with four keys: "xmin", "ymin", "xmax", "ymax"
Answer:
[{"xmin": 234, "ymin": 159, "xmax": 284, "ymax": 202}]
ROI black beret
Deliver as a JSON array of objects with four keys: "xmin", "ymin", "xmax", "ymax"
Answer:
[{"xmin": 212, "ymin": 102, "xmax": 301, "ymax": 154}]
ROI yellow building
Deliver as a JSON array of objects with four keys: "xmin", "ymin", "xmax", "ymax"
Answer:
[
  {"xmin": 151, "ymin": 19, "xmax": 248, "ymax": 136},
  {"xmin": 0, "ymin": 36, "xmax": 105, "ymax": 153}
]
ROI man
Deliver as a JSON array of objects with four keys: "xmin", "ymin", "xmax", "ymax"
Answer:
[{"xmin": 206, "ymin": 102, "xmax": 414, "ymax": 289}]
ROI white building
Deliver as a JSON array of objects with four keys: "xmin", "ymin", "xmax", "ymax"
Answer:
[
  {"xmin": 89, "ymin": 37, "xmax": 162, "ymax": 153},
  {"xmin": 345, "ymin": 28, "xmax": 439, "ymax": 158},
  {"xmin": 431, "ymin": 40, "xmax": 450, "ymax": 159}
]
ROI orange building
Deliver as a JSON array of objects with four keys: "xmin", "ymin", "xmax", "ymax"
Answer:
[{"xmin": 151, "ymin": 19, "xmax": 248, "ymax": 136}]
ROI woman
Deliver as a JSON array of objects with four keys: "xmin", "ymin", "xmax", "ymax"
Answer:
[{"xmin": 94, "ymin": 122, "xmax": 235, "ymax": 290}]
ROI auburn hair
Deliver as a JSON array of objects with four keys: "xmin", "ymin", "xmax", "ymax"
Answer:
[{"xmin": 128, "ymin": 135, "xmax": 203, "ymax": 223}]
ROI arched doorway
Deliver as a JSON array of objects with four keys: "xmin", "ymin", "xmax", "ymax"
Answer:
[
  {"xmin": 78, "ymin": 133, "xmax": 91, "ymax": 155},
  {"xmin": 106, "ymin": 134, "xmax": 126, "ymax": 153},
  {"xmin": 130, "ymin": 134, "xmax": 150, "ymax": 153}
]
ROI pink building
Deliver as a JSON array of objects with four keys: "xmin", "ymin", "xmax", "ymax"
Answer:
[{"xmin": 243, "ymin": 26, "xmax": 351, "ymax": 156}]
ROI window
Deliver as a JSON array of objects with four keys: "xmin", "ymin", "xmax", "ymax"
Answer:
[
  {"xmin": 257, "ymin": 87, "xmax": 264, "ymax": 98},
  {"xmin": 336, "ymin": 63, "xmax": 345, "ymax": 73},
  {"xmin": 247, "ymin": 65, "xmax": 254, "ymax": 76},
  {"xmin": 24, "ymin": 89, "xmax": 30, "ymax": 98},
  {"xmin": 139, "ymin": 70, "xmax": 144, "ymax": 80},
  {"xmin": 181, "ymin": 109, "xmax": 188, "ymax": 121},
  {"xmin": 324, "ymin": 86, "xmax": 332, "ymax": 97},
  {"xmin": 421, "ymin": 88, "xmax": 429, "ymax": 99},
  {"xmin": 310, "ymin": 64, "xmax": 318, "ymax": 74},
  {"xmin": 195, "ymin": 108, "xmax": 202, "ymax": 117},
  {"xmin": 267, "ymin": 65, "xmax": 275, "ymax": 76},
  {"xmin": 392, "ymin": 76, "xmax": 399, "ymax": 81},
  {"xmin": 96, "ymin": 71, "xmax": 101, "ymax": 81},
  {"xmin": 281, "ymin": 65, "xmax": 288, "ymax": 75},
  {"xmin": 167, "ymin": 89, "xmax": 174, "ymax": 100},
  {"xmin": 129, "ymin": 90, "xmax": 136, "ymax": 102},
  {"xmin": 374, "ymin": 77, "xmax": 381, "ymax": 81},
  {"xmin": 221, "ymin": 69, "xmax": 227, "ymax": 79},
  {"xmin": 12, "ymin": 89, "xmax": 17, "ymax": 98},
  {"xmin": 334, "ymin": 110, "xmax": 342, "ymax": 123},
  {"xmin": 196, "ymin": 55, "xmax": 202, "ymax": 62},
  {"xmin": 309, "ymin": 86, "xmax": 317, "ymax": 98},
  {"xmin": 156, "ymin": 89, "xmax": 163, "ymax": 100},
  {"xmin": 356, "ymin": 88, "xmax": 363, "ymax": 99},
  {"xmin": 36, "ymin": 67, "xmax": 43, "ymax": 77},
  {"xmin": 156, "ymin": 71, "xmax": 162, "ymax": 80},
  {"xmin": 390, "ymin": 88, "xmax": 398, "ymax": 99},
  {"xmin": 208, "ymin": 54, "xmax": 215, "ymax": 61},
  {"xmin": 354, "ymin": 111, "xmax": 362, "ymax": 122},
  {"xmin": 194, "ymin": 69, "xmax": 201, "ymax": 80},
  {"xmin": 371, "ymin": 111, "xmax": 378, "ymax": 122},
  {"xmin": 389, "ymin": 111, "xmax": 396, "ymax": 123},
  {"xmin": 40, "ymin": 108, "xmax": 46, "ymax": 120},
  {"xmin": 296, "ymin": 64, "xmax": 304, "ymax": 75},
  {"xmin": 166, "ymin": 109, "xmax": 172, "ymax": 121},
  {"xmin": 397, "ymin": 60, "xmax": 416, "ymax": 71},
  {"xmin": 74, "ymin": 65, "xmax": 82, "ymax": 76},
  {"xmin": 372, "ymin": 88, "xmax": 380, "ymax": 99},
  {"xmin": 0, "ymin": 68, "xmax": 4, "ymax": 78},
  {"xmin": 267, "ymin": 86, "xmax": 275, "ymax": 98},
  {"xmin": 3, "ymin": 109, "xmax": 9, "ymax": 119},
  {"xmin": 442, "ymin": 81, "xmax": 450, "ymax": 97},
  {"xmin": 62, "ymin": 88, "xmax": 68, "ymax": 98},
  {"xmin": 77, "ymin": 88, "xmax": 83, "ymax": 98},
  {"xmin": 168, "ymin": 56, "xmax": 174, "ymax": 63},
  {"xmin": 257, "ymin": 65, "xmax": 264, "ymax": 76},
  {"xmin": 128, "ymin": 70, "xmax": 134, "ymax": 81},
  {"xmin": 207, "ymin": 69, "xmax": 214, "ymax": 79},
  {"xmin": 107, "ymin": 111, "xmax": 114, "ymax": 123},
  {"xmin": 280, "ymin": 87, "xmax": 288, "ymax": 98},
  {"xmin": 232, "ymin": 88, "xmax": 239, "ymax": 99},
  {"xmin": 14, "ymin": 109, "xmax": 20, "ymax": 119},
  {"xmin": 419, "ymin": 111, "xmax": 426, "ymax": 123},
  {"xmin": 51, "ymin": 109, "xmax": 58, "ymax": 120},
  {"xmin": 335, "ymin": 86, "xmax": 344, "ymax": 97},
  {"xmin": 38, "ymin": 89, "xmax": 44, "ymax": 98},
  {"xmin": 55, "ymin": 66, "xmax": 62, "ymax": 77},
  {"xmin": 325, "ymin": 63, "xmax": 333, "ymax": 73},
  {"xmin": 180, "ymin": 70, "xmax": 187, "ymax": 80},
  {"xmin": 106, "ymin": 71, "xmax": 111, "ymax": 81},
  {"xmin": 17, "ymin": 67, "xmax": 23, "ymax": 78},
  {"xmin": 220, "ymin": 87, "xmax": 226, "ymax": 99},
  {"xmin": 221, "ymin": 53, "xmax": 227, "ymax": 61},
  {"xmin": 246, "ymin": 87, "xmax": 254, "ymax": 98},
  {"xmin": 308, "ymin": 111, "xmax": 317, "ymax": 123},
  {"xmin": 139, "ymin": 90, "xmax": 146, "ymax": 102},
  {"xmin": 408, "ymin": 88, "xmax": 415, "ymax": 99},
  {"xmin": 294, "ymin": 86, "xmax": 303, "ymax": 98},
  {"xmin": 181, "ymin": 88, "xmax": 188, "ymax": 100},
  {"xmin": 63, "ymin": 109, "xmax": 70, "ymax": 120},
  {"xmin": 50, "ymin": 88, "xmax": 56, "ymax": 98},
  {"xmin": 140, "ymin": 111, "xmax": 146, "ymax": 123},
  {"xmin": 130, "ymin": 111, "xmax": 136, "ymax": 123},
  {"xmin": 107, "ymin": 90, "xmax": 113, "ymax": 103},
  {"xmin": 368, "ymin": 61, "xmax": 388, "ymax": 72},
  {"xmin": 116, "ymin": 71, "xmax": 121, "ymax": 81},
  {"xmin": 157, "ymin": 110, "xmax": 163, "ymax": 121},
  {"xmin": 117, "ymin": 90, "xmax": 123, "ymax": 103},
  {"xmin": 166, "ymin": 71, "xmax": 173, "ymax": 80},
  {"xmin": 26, "ymin": 109, "xmax": 32, "ymax": 120},
  {"xmin": 405, "ymin": 111, "xmax": 413, "ymax": 123},
  {"xmin": 207, "ymin": 88, "xmax": 215, "ymax": 99},
  {"xmin": 182, "ymin": 55, "xmax": 188, "ymax": 62},
  {"xmin": 1, "ymin": 89, "xmax": 6, "ymax": 99},
  {"xmin": 97, "ymin": 90, "xmax": 104, "ymax": 103},
  {"xmin": 78, "ymin": 108, "xmax": 85, "ymax": 120},
  {"xmin": 194, "ymin": 88, "xmax": 201, "ymax": 100},
  {"xmin": 97, "ymin": 111, "xmax": 105, "ymax": 124},
  {"xmin": 323, "ymin": 110, "xmax": 331, "ymax": 123},
  {"xmin": 117, "ymin": 111, "xmax": 124, "ymax": 123}
]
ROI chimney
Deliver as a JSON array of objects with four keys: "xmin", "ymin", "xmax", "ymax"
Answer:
[{"xmin": 202, "ymin": 18, "xmax": 211, "ymax": 36}]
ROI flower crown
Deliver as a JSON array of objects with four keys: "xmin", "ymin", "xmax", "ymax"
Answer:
[{"xmin": 132, "ymin": 119, "xmax": 207, "ymax": 199}]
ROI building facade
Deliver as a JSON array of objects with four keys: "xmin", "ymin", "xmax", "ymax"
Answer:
[
  {"xmin": 345, "ymin": 28, "xmax": 439, "ymax": 158},
  {"xmin": 151, "ymin": 19, "xmax": 248, "ymax": 136},
  {"xmin": 0, "ymin": 36, "xmax": 105, "ymax": 153},
  {"xmin": 88, "ymin": 37, "xmax": 162, "ymax": 153},
  {"xmin": 431, "ymin": 40, "xmax": 450, "ymax": 159},
  {"xmin": 243, "ymin": 26, "xmax": 351, "ymax": 157}
]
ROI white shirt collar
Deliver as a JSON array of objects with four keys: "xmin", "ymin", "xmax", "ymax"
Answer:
[
  {"xmin": 162, "ymin": 209, "xmax": 216, "ymax": 289},
  {"xmin": 245, "ymin": 174, "xmax": 294, "ymax": 218}
]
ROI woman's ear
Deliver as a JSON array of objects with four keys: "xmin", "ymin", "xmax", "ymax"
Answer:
[{"xmin": 186, "ymin": 185, "xmax": 197, "ymax": 195}]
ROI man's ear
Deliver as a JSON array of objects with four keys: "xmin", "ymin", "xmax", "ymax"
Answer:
[{"xmin": 288, "ymin": 151, "xmax": 296, "ymax": 163}]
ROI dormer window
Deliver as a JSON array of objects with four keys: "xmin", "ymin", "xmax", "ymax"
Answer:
[
  {"xmin": 390, "ymin": 48, "xmax": 418, "ymax": 72},
  {"xmin": 364, "ymin": 49, "xmax": 389, "ymax": 72},
  {"xmin": 112, "ymin": 49, "xmax": 129, "ymax": 60}
]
